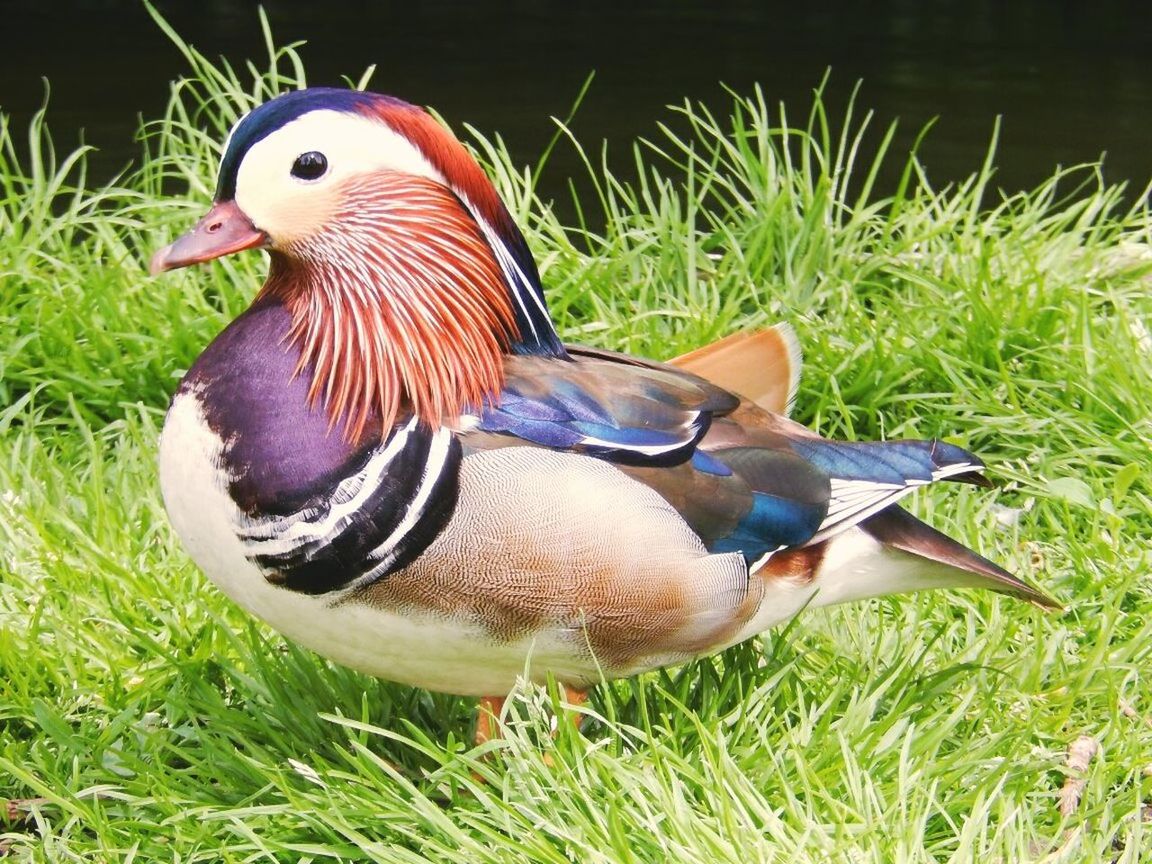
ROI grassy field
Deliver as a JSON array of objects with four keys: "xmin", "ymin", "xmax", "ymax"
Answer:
[{"xmin": 2, "ymin": 16, "xmax": 1151, "ymax": 863}]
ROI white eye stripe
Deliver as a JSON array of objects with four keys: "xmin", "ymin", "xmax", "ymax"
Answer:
[{"xmin": 233, "ymin": 110, "xmax": 446, "ymax": 243}]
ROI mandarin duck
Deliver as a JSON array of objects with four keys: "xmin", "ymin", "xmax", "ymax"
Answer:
[{"xmin": 153, "ymin": 88, "xmax": 1055, "ymax": 740}]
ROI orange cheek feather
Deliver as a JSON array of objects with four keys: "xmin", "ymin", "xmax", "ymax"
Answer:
[{"xmin": 258, "ymin": 172, "xmax": 520, "ymax": 441}]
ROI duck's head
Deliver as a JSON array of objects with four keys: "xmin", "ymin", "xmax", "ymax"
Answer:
[{"xmin": 153, "ymin": 88, "xmax": 564, "ymax": 439}]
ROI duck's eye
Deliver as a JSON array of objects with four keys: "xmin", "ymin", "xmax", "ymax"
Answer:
[{"xmin": 290, "ymin": 151, "xmax": 328, "ymax": 181}]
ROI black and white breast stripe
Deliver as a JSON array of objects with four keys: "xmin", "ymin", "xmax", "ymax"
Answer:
[{"xmin": 233, "ymin": 418, "xmax": 461, "ymax": 595}]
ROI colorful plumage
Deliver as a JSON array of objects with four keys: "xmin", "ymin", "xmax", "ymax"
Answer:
[{"xmin": 153, "ymin": 88, "xmax": 1055, "ymax": 737}]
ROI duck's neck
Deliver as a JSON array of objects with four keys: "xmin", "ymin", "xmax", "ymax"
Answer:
[{"xmin": 258, "ymin": 174, "xmax": 528, "ymax": 440}]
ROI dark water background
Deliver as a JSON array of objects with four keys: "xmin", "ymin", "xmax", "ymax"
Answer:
[{"xmin": 2, "ymin": 0, "xmax": 1150, "ymax": 212}]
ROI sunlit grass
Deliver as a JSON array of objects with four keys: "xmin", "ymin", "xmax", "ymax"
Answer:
[{"xmin": 2, "ymin": 9, "xmax": 1150, "ymax": 862}]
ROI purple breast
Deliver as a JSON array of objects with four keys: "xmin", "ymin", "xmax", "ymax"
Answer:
[{"xmin": 178, "ymin": 298, "xmax": 382, "ymax": 515}]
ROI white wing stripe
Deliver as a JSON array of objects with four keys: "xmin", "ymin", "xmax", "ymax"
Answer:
[
  {"xmin": 574, "ymin": 411, "xmax": 702, "ymax": 456},
  {"xmin": 813, "ymin": 461, "xmax": 981, "ymax": 541},
  {"xmin": 472, "ymin": 211, "xmax": 547, "ymax": 343}
]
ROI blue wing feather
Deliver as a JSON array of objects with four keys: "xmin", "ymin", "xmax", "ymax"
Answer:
[
  {"xmin": 710, "ymin": 491, "xmax": 826, "ymax": 564},
  {"xmin": 690, "ymin": 450, "xmax": 733, "ymax": 477},
  {"xmin": 479, "ymin": 355, "xmax": 733, "ymax": 464},
  {"xmin": 787, "ymin": 439, "xmax": 981, "ymax": 485}
]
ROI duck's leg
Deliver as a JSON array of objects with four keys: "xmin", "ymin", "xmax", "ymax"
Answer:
[
  {"xmin": 541, "ymin": 686, "xmax": 589, "ymax": 769},
  {"xmin": 474, "ymin": 687, "xmax": 587, "ymax": 751},
  {"xmin": 559, "ymin": 685, "xmax": 588, "ymax": 735},
  {"xmin": 474, "ymin": 695, "xmax": 506, "ymax": 746}
]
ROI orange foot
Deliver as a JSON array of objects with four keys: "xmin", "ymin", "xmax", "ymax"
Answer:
[
  {"xmin": 474, "ymin": 694, "xmax": 506, "ymax": 746},
  {"xmin": 472, "ymin": 686, "xmax": 588, "ymax": 748}
]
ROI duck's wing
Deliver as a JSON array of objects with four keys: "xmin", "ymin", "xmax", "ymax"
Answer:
[
  {"xmin": 476, "ymin": 352, "xmax": 738, "ymax": 466},
  {"xmin": 473, "ymin": 349, "xmax": 1055, "ymax": 609},
  {"xmin": 480, "ymin": 353, "xmax": 979, "ymax": 561}
]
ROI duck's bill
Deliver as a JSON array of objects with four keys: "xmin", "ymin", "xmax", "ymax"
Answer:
[{"xmin": 150, "ymin": 200, "xmax": 269, "ymax": 275}]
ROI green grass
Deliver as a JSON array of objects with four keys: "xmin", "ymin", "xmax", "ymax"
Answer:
[{"xmin": 2, "ymin": 11, "xmax": 1151, "ymax": 863}]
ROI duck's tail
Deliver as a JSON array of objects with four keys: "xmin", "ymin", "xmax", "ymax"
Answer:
[{"xmin": 819, "ymin": 504, "xmax": 1059, "ymax": 609}]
